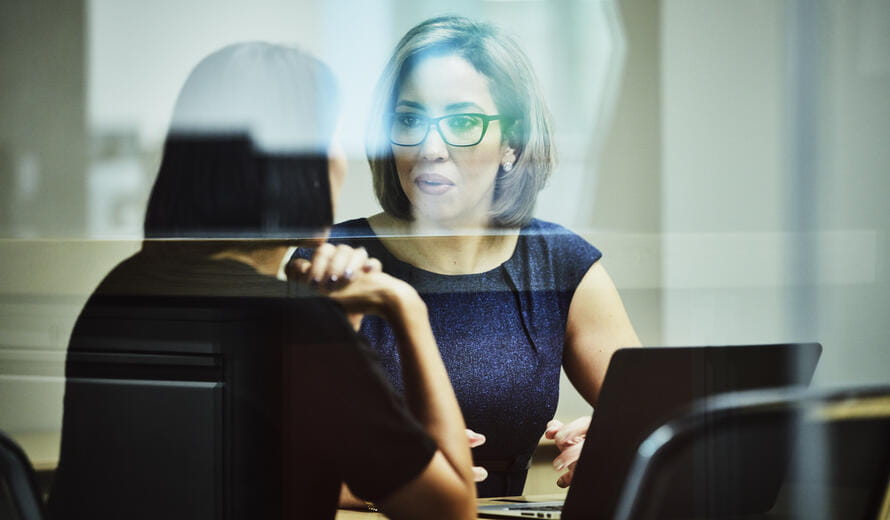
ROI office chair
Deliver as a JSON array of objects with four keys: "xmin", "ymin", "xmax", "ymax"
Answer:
[
  {"xmin": 614, "ymin": 386, "xmax": 890, "ymax": 520},
  {"xmin": 0, "ymin": 430, "xmax": 46, "ymax": 520},
  {"xmin": 47, "ymin": 295, "xmax": 287, "ymax": 520}
]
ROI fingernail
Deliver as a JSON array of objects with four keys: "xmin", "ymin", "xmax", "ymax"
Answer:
[
  {"xmin": 329, "ymin": 274, "xmax": 338, "ymax": 284},
  {"xmin": 343, "ymin": 268, "xmax": 353, "ymax": 280},
  {"xmin": 311, "ymin": 277, "xmax": 321, "ymax": 286}
]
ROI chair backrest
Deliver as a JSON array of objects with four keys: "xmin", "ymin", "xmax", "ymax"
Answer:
[
  {"xmin": 0, "ymin": 430, "xmax": 46, "ymax": 520},
  {"xmin": 614, "ymin": 386, "xmax": 890, "ymax": 520},
  {"xmin": 47, "ymin": 295, "xmax": 286, "ymax": 520}
]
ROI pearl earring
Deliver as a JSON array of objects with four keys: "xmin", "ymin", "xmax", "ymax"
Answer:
[{"xmin": 502, "ymin": 162, "xmax": 514, "ymax": 172}]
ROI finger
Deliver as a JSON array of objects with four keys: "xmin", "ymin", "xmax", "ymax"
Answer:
[
  {"xmin": 308, "ymin": 243, "xmax": 336, "ymax": 288},
  {"xmin": 341, "ymin": 247, "xmax": 368, "ymax": 282},
  {"xmin": 286, "ymin": 258, "xmax": 312, "ymax": 281},
  {"xmin": 466, "ymin": 429, "xmax": 486, "ymax": 448},
  {"xmin": 320, "ymin": 244, "xmax": 358, "ymax": 287},
  {"xmin": 553, "ymin": 416, "xmax": 590, "ymax": 448},
  {"xmin": 552, "ymin": 441, "xmax": 583, "ymax": 471},
  {"xmin": 544, "ymin": 419, "xmax": 564, "ymax": 439},
  {"xmin": 473, "ymin": 466, "xmax": 489, "ymax": 482},
  {"xmin": 362, "ymin": 257, "xmax": 382, "ymax": 274},
  {"xmin": 556, "ymin": 461, "xmax": 577, "ymax": 488}
]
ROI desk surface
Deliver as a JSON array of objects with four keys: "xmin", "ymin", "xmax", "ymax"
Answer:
[
  {"xmin": 10, "ymin": 431, "xmax": 59, "ymax": 472},
  {"xmin": 335, "ymin": 494, "xmax": 567, "ymax": 519}
]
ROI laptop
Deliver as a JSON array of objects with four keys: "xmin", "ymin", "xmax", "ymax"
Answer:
[{"xmin": 477, "ymin": 342, "xmax": 822, "ymax": 519}]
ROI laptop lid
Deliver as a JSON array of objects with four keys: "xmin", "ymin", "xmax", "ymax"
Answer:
[{"xmin": 561, "ymin": 342, "xmax": 822, "ymax": 519}]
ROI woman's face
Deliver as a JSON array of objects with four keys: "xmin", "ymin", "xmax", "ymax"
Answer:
[{"xmin": 392, "ymin": 54, "xmax": 514, "ymax": 228}]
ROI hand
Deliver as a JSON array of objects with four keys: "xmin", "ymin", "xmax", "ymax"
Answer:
[
  {"xmin": 287, "ymin": 243, "xmax": 382, "ymax": 290},
  {"xmin": 289, "ymin": 244, "xmax": 418, "ymax": 321},
  {"xmin": 466, "ymin": 429, "xmax": 488, "ymax": 482},
  {"xmin": 288, "ymin": 244, "xmax": 384, "ymax": 328},
  {"xmin": 544, "ymin": 416, "xmax": 590, "ymax": 488}
]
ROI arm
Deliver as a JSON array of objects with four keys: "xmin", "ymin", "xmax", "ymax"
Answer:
[
  {"xmin": 547, "ymin": 262, "xmax": 641, "ymax": 487},
  {"xmin": 563, "ymin": 262, "xmax": 641, "ymax": 405},
  {"xmin": 373, "ymin": 284, "xmax": 476, "ymax": 519},
  {"xmin": 339, "ymin": 428, "xmax": 486, "ymax": 510},
  {"xmin": 292, "ymin": 247, "xmax": 476, "ymax": 519}
]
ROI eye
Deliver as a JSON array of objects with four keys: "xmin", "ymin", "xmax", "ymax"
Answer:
[
  {"xmin": 395, "ymin": 113, "xmax": 426, "ymax": 128},
  {"xmin": 446, "ymin": 114, "xmax": 483, "ymax": 133}
]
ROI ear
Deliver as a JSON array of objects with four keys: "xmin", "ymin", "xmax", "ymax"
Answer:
[{"xmin": 501, "ymin": 147, "xmax": 517, "ymax": 172}]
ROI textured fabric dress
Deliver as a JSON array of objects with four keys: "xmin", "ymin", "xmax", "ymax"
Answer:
[{"xmin": 297, "ymin": 218, "xmax": 602, "ymax": 496}]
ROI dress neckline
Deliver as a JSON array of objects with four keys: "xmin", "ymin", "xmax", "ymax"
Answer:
[{"xmin": 346, "ymin": 217, "xmax": 530, "ymax": 279}]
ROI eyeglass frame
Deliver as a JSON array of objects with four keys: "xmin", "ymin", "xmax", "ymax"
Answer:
[{"xmin": 388, "ymin": 112, "xmax": 513, "ymax": 148}]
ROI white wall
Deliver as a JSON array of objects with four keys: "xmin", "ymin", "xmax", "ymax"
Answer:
[
  {"xmin": 660, "ymin": 0, "xmax": 890, "ymax": 386},
  {"xmin": 812, "ymin": 0, "xmax": 890, "ymax": 384},
  {"xmin": 3, "ymin": 0, "xmax": 888, "ymax": 443}
]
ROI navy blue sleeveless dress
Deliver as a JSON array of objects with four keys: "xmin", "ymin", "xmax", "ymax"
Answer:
[{"xmin": 297, "ymin": 218, "xmax": 602, "ymax": 497}]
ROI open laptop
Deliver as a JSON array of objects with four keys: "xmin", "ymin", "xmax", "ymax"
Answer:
[{"xmin": 477, "ymin": 343, "xmax": 822, "ymax": 519}]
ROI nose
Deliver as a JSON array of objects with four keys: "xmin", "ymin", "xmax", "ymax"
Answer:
[{"xmin": 418, "ymin": 124, "xmax": 449, "ymax": 161}]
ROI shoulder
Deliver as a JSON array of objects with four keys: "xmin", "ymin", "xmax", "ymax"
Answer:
[
  {"xmin": 295, "ymin": 217, "xmax": 399, "ymax": 270},
  {"xmin": 281, "ymin": 290, "xmax": 360, "ymax": 344},
  {"xmin": 521, "ymin": 219, "xmax": 603, "ymax": 263},
  {"xmin": 329, "ymin": 217, "xmax": 375, "ymax": 240},
  {"xmin": 292, "ymin": 217, "xmax": 378, "ymax": 261},
  {"xmin": 507, "ymin": 219, "xmax": 603, "ymax": 296}
]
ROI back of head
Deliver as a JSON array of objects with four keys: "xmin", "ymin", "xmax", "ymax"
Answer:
[{"xmin": 144, "ymin": 42, "xmax": 339, "ymax": 241}]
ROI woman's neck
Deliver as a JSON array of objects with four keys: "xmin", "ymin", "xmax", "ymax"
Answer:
[{"xmin": 368, "ymin": 213, "xmax": 520, "ymax": 275}]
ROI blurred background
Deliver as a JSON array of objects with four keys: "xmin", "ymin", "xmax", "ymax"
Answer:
[{"xmin": 1, "ymin": 0, "xmax": 888, "ymax": 493}]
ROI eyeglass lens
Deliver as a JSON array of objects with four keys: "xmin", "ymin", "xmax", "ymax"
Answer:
[{"xmin": 391, "ymin": 113, "xmax": 487, "ymax": 146}]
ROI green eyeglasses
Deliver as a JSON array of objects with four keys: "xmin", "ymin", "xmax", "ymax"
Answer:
[{"xmin": 389, "ymin": 112, "xmax": 511, "ymax": 147}]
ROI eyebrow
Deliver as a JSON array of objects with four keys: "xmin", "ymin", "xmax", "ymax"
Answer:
[
  {"xmin": 445, "ymin": 102, "xmax": 485, "ymax": 112},
  {"xmin": 395, "ymin": 100, "xmax": 425, "ymax": 111},
  {"xmin": 394, "ymin": 100, "xmax": 487, "ymax": 113}
]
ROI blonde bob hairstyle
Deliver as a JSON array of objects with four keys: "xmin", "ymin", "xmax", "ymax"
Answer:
[{"xmin": 366, "ymin": 16, "xmax": 554, "ymax": 228}]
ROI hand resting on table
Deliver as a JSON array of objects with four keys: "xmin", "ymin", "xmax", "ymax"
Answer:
[{"xmin": 544, "ymin": 416, "xmax": 591, "ymax": 488}]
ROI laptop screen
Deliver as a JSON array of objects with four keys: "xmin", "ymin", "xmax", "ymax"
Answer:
[{"xmin": 562, "ymin": 343, "xmax": 821, "ymax": 519}]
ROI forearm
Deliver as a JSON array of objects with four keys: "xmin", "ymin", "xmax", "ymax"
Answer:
[{"xmin": 384, "ymin": 289, "xmax": 475, "ymax": 489}]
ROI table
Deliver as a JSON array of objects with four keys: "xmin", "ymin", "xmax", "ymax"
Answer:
[{"xmin": 335, "ymin": 493, "xmax": 568, "ymax": 519}]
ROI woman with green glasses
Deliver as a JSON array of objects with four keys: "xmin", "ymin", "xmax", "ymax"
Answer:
[{"xmin": 296, "ymin": 16, "xmax": 640, "ymax": 500}]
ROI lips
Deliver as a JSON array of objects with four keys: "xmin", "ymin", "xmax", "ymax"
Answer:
[{"xmin": 414, "ymin": 173, "xmax": 455, "ymax": 195}]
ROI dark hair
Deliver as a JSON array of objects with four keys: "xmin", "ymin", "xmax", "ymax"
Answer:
[
  {"xmin": 144, "ymin": 135, "xmax": 332, "ymax": 239},
  {"xmin": 367, "ymin": 16, "xmax": 554, "ymax": 228},
  {"xmin": 144, "ymin": 42, "xmax": 338, "ymax": 241}
]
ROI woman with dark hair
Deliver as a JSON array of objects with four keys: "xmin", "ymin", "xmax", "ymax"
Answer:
[
  {"xmin": 298, "ymin": 16, "xmax": 641, "ymax": 499},
  {"xmin": 49, "ymin": 42, "xmax": 476, "ymax": 519}
]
